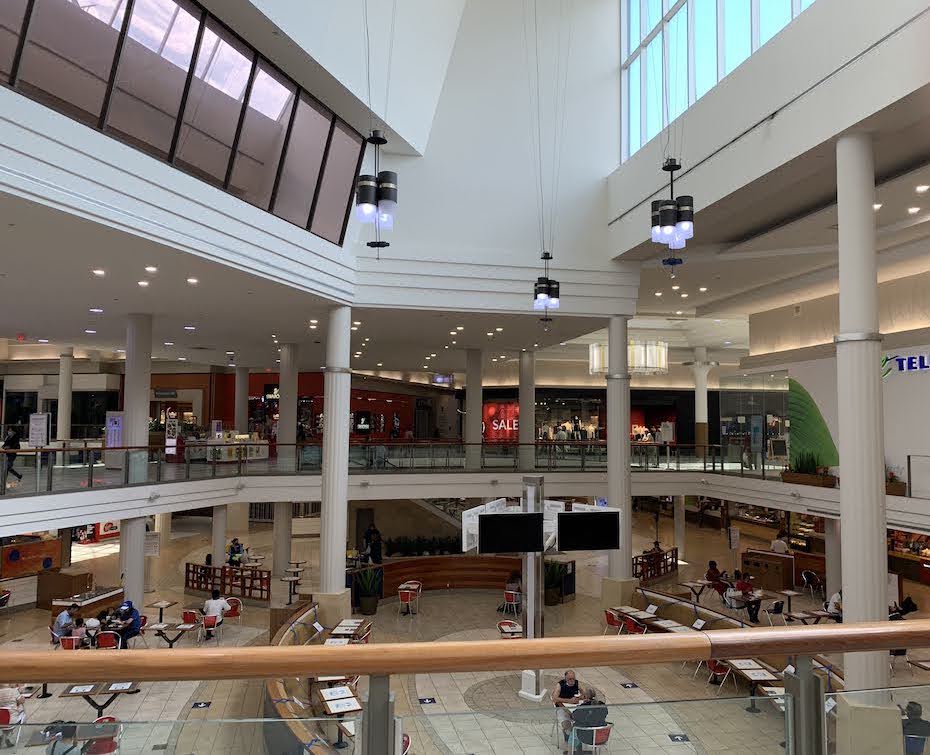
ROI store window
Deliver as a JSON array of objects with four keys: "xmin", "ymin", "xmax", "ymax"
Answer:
[
  {"xmin": 0, "ymin": 0, "xmax": 30, "ymax": 82},
  {"xmin": 718, "ymin": 371, "xmax": 788, "ymax": 471},
  {"xmin": 310, "ymin": 121, "xmax": 364, "ymax": 245},
  {"xmin": 228, "ymin": 61, "xmax": 296, "ymax": 209},
  {"xmin": 105, "ymin": 0, "xmax": 202, "ymax": 160},
  {"xmin": 621, "ymin": 0, "xmax": 819, "ymax": 161}
]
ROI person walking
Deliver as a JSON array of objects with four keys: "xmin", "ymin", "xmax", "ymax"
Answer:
[{"xmin": 2, "ymin": 427, "xmax": 22, "ymax": 481}]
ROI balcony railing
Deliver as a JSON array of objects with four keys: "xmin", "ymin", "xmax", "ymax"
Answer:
[{"xmin": 0, "ymin": 440, "xmax": 783, "ymax": 497}]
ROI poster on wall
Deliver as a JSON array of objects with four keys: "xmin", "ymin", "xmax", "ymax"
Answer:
[
  {"xmin": 28, "ymin": 413, "xmax": 49, "ymax": 447},
  {"xmin": 165, "ymin": 417, "xmax": 179, "ymax": 456},
  {"xmin": 144, "ymin": 532, "xmax": 160, "ymax": 558},
  {"xmin": 482, "ymin": 402, "xmax": 519, "ymax": 441},
  {"xmin": 211, "ymin": 419, "xmax": 223, "ymax": 438}
]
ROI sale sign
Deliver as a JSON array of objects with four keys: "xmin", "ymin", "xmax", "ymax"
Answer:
[{"xmin": 483, "ymin": 402, "xmax": 520, "ymax": 441}]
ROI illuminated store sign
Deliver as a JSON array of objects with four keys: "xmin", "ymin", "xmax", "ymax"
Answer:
[{"xmin": 884, "ymin": 353, "xmax": 930, "ymax": 377}]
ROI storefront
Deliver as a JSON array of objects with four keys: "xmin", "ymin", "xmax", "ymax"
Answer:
[{"xmin": 718, "ymin": 371, "xmax": 789, "ymax": 467}]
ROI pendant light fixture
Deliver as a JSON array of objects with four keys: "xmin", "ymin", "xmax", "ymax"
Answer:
[
  {"xmin": 524, "ymin": 0, "xmax": 573, "ymax": 321},
  {"xmin": 354, "ymin": 0, "xmax": 398, "ymax": 259},
  {"xmin": 650, "ymin": 157, "xmax": 694, "ymax": 268}
]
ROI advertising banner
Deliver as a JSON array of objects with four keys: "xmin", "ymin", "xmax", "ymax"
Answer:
[{"xmin": 482, "ymin": 402, "xmax": 519, "ymax": 441}]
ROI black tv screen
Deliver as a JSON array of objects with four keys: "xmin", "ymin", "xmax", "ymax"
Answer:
[
  {"xmin": 478, "ymin": 513, "xmax": 544, "ymax": 554},
  {"xmin": 557, "ymin": 511, "xmax": 620, "ymax": 551}
]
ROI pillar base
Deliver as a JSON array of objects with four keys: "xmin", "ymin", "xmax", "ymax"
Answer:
[
  {"xmin": 601, "ymin": 577, "xmax": 639, "ymax": 611},
  {"xmin": 315, "ymin": 588, "xmax": 352, "ymax": 628},
  {"xmin": 835, "ymin": 694, "xmax": 900, "ymax": 755},
  {"xmin": 517, "ymin": 670, "xmax": 547, "ymax": 702}
]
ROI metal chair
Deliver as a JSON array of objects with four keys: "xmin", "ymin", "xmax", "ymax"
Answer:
[
  {"xmin": 801, "ymin": 570, "xmax": 824, "ymax": 600},
  {"xmin": 603, "ymin": 609, "xmax": 623, "ymax": 635},
  {"xmin": 401, "ymin": 733, "xmax": 411, "ymax": 755},
  {"xmin": 398, "ymin": 589, "xmax": 419, "ymax": 616},
  {"xmin": 497, "ymin": 620, "xmax": 522, "ymax": 639},
  {"xmin": 134, "ymin": 615, "xmax": 149, "ymax": 648},
  {"xmin": 762, "ymin": 600, "xmax": 786, "ymax": 626},
  {"xmin": 0, "ymin": 708, "xmax": 21, "ymax": 749},
  {"xmin": 84, "ymin": 716, "xmax": 120, "ymax": 755},
  {"xmin": 225, "ymin": 597, "xmax": 243, "ymax": 627},
  {"xmin": 96, "ymin": 631, "xmax": 121, "ymax": 650},
  {"xmin": 707, "ymin": 659, "xmax": 737, "ymax": 696},
  {"xmin": 49, "ymin": 627, "xmax": 62, "ymax": 647},
  {"xmin": 890, "ymin": 648, "xmax": 912, "ymax": 677},
  {"xmin": 200, "ymin": 615, "xmax": 222, "ymax": 645},
  {"xmin": 353, "ymin": 628, "xmax": 372, "ymax": 644},
  {"xmin": 503, "ymin": 590, "xmax": 521, "ymax": 616},
  {"xmin": 60, "ymin": 636, "xmax": 82, "ymax": 650},
  {"xmin": 182, "ymin": 610, "xmax": 199, "ymax": 625},
  {"xmin": 567, "ymin": 724, "xmax": 612, "ymax": 754}
]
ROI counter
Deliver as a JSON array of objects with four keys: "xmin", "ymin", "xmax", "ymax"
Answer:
[
  {"xmin": 51, "ymin": 587, "xmax": 124, "ymax": 618},
  {"xmin": 888, "ymin": 550, "xmax": 930, "ymax": 586},
  {"xmin": 183, "ymin": 440, "xmax": 269, "ymax": 463}
]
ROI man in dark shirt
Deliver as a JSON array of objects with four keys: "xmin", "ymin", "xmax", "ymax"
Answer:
[
  {"xmin": 567, "ymin": 688, "xmax": 609, "ymax": 753},
  {"xmin": 903, "ymin": 702, "xmax": 930, "ymax": 754},
  {"xmin": 552, "ymin": 670, "xmax": 581, "ymax": 743}
]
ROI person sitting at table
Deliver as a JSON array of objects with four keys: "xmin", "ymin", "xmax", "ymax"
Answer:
[
  {"xmin": 44, "ymin": 723, "xmax": 80, "ymax": 755},
  {"xmin": 227, "ymin": 537, "xmax": 245, "ymax": 566},
  {"xmin": 114, "ymin": 601, "xmax": 141, "ymax": 649},
  {"xmin": 52, "ymin": 603, "xmax": 78, "ymax": 640},
  {"xmin": 565, "ymin": 687, "xmax": 609, "ymax": 754},
  {"xmin": 735, "ymin": 570, "xmax": 762, "ymax": 623},
  {"xmin": 0, "ymin": 683, "xmax": 25, "ymax": 746},
  {"xmin": 70, "ymin": 617, "xmax": 87, "ymax": 643},
  {"xmin": 499, "ymin": 571, "xmax": 522, "ymax": 612},
  {"xmin": 902, "ymin": 701, "xmax": 930, "ymax": 754},
  {"xmin": 84, "ymin": 616, "xmax": 101, "ymax": 645},
  {"xmin": 552, "ymin": 670, "xmax": 582, "ymax": 739},
  {"xmin": 826, "ymin": 589, "xmax": 843, "ymax": 623},
  {"xmin": 705, "ymin": 561, "xmax": 729, "ymax": 598},
  {"xmin": 203, "ymin": 589, "xmax": 232, "ymax": 639}
]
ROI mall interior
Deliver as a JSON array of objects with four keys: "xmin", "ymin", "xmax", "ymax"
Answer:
[{"xmin": 0, "ymin": 0, "xmax": 927, "ymax": 753}]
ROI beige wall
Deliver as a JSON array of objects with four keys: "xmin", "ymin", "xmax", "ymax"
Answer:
[{"xmin": 347, "ymin": 499, "xmax": 461, "ymax": 550}]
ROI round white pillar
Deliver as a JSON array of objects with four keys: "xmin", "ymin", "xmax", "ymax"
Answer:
[
  {"xmin": 272, "ymin": 500, "xmax": 292, "ymax": 579},
  {"xmin": 120, "ymin": 516, "xmax": 146, "ymax": 607},
  {"xmin": 824, "ymin": 518, "xmax": 842, "ymax": 599},
  {"xmin": 277, "ymin": 344, "xmax": 298, "ymax": 468},
  {"xmin": 607, "ymin": 316, "xmax": 632, "ymax": 579},
  {"xmin": 320, "ymin": 306, "xmax": 351, "ymax": 595},
  {"xmin": 56, "ymin": 348, "xmax": 73, "ymax": 443},
  {"xmin": 234, "ymin": 366, "xmax": 249, "ymax": 433},
  {"xmin": 125, "ymin": 314, "xmax": 152, "ymax": 483},
  {"xmin": 212, "ymin": 505, "xmax": 227, "ymax": 566},
  {"xmin": 518, "ymin": 351, "xmax": 535, "ymax": 471},
  {"xmin": 674, "ymin": 496, "xmax": 686, "ymax": 562},
  {"xmin": 691, "ymin": 347, "xmax": 711, "ymax": 451},
  {"xmin": 836, "ymin": 131, "xmax": 888, "ymax": 690},
  {"xmin": 465, "ymin": 349, "xmax": 483, "ymax": 470}
]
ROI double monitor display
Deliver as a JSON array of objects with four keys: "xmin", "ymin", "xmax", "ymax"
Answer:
[{"xmin": 477, "ymin": 510, "xmax": 620, "ymax": 554}]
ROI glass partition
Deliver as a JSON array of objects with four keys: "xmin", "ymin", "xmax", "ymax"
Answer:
[{"xmin": 826, "ymin": 686, "xmax": 930, "ymax": 755}]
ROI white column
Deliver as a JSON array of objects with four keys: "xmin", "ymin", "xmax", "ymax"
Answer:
[
  {"xmin": 125, "ymin": 314, "xmax": 152, "ymax": 483},
  {"xmin": 692, "ymin": 347, "xmax": 711, "ymax": 451},
  {"xmin": 212, "ymin": 505, "xmax": 227, "ymax": 566},
  {"xmin": 272, "ymin": 501, "xmax": 292, "ymax": 578},
  {"xmin": 120, "ymin": 517, "xmax": 145, "ymax": 607},
  {"xmin": 320, "ymin": 305, "xmax": 351, "ymax": 594},
  {"xmin": 154, "ymin": 512, "xmax": 171, "ymax": 550},
  {"xmin": 277, "ymin": 344, "xmax": 298, "ymax": 468},
  {"xmin": 56, "ymin": 347, "xmax": 73, "ymax": 443},
  {"xmin": 607, "ymin": 316, "xmax": 632, "ymax": 579},
  {"xmin": 674, "ymin": 495, "xmax": 686, "ymax": 562},
  {"xmin": 465, "ymin": 349, "xmax": 483, "ymax": 470},
  {"xmin": 825, "ymin": 518, "xmax": 842, "ymax": 599},
  {"xmin": 835, "ymin": 131, "xmax": 888, "ymax": 690},
  {"xmin": 518, "ymin": 351, "xmax": 535, "ymax": 471},
  {"xmin": 234, "ymin": 366, "xmax": 249, "ymax": 432}
]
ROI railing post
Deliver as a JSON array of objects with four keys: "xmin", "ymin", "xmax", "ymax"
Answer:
[
  {"xmin": 0, "ymin": 455, "xmax": 7, "ymax": 496},
  {"xmin": 46, "ymin": 452, "xmax": 54, "ymax": 492},
  {"xmin": 87, "ymin": 450, "xmax": 94, "ymax": 489},
  {"xmin": 907, "ymin": 455, "xmax": 912, "ymax": 498},
  {"xmin": 211, "ymin": 451, "xmax": 217, "ymax": 478},
  {"xmin": 580, "ymin": 444, "xmax": 586, "ymax": 471},
  {"xmin": 238, "ymin": 446, "xmax": 244, "ymax": 477},
  {"xmin": 363, "ymin": 673, "xmax": 396, "ymax": 755},
  {"xmin": 783, "ymin": 655, "xmax": 825, "ymax": 755},
  {"xmin": 155, "ymin": 450, "xmax": 163, "ymax": 483},
  {"xmin": 185, "ymin": 453, "xmax": 191, "ymax": 481},
  {"xmin": 123, "ymin": 451, "xmax": 130, "ymax": 485}
]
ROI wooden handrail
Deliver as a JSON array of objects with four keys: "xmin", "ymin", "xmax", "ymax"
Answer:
[{"xmin": 3, "ymin": 620, "xmax": 929, "ymax": 683}]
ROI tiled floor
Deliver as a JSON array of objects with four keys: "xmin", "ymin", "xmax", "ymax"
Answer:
[{"xmin": 2, "ymin": 509, "xmax": 929, "ymax": 753}]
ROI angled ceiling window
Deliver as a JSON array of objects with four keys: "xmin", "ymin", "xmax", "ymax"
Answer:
[
  {"xmin": 621, "ymin": 0, "xmax": 820, "ymax": 162},
  {"xmin": 4, "ymin": 0, "xmax": 364, "ymax": 247}
]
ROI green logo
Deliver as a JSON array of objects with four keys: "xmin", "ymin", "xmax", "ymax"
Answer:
[{"xmin": 881, "ymin": 355, "xmax": 898, "ymax": 380}]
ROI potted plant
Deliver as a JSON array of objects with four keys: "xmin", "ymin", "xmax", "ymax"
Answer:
[
  {"xmin": 886, "ymin": 466, "xmax": 907, "ymax": 496},
  {"xmin": 355, "ymin": 567, "xmax": 382, "ymax": 615},
  {"xmin": 781, "ymin": 451, "xmax": 838, "ymax": 488},
  {"xmin": 544, "ymin": 561, "xmax": 568, "ymax": 606}
]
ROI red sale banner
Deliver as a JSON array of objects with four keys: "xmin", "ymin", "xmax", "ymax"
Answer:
[{"xmin": 483, "ymin": 402, "xmax": 520, "ymax": 441}]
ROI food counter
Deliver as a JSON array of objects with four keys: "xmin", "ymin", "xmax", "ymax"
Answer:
[
  {"xmin": 888, "ymin": 530, "xmax": 930, "ymax": 585},
  {"xmin": 51, "ymin": 587, "xmax": 124, "ymax": 619},
  {"xmin": 182, "ymin": 437, "xmax": 269, "ymax": 463}
]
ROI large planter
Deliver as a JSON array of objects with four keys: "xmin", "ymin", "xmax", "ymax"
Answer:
[
  {"xmin": 358, "ymin": 595, "xmax": 379, "ymax": 615},
  {"xmin": 886, "ymin": 481, "xmax": 908, "ymax": 496},
  {"xmin": 781, "ymin": 471, "xmax": 838, "ymax": 488}
]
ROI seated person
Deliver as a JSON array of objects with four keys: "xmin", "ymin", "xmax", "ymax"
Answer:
[
  {"xmin": 84, "ymin": 615, "xmax": 101, "ymax": 645},
  {"xmin": 500, "ymin": 571, "xmax": 522, "ymax": 612},
  {"xmin": 44, "ymin": 723, "xmax": 79, "ymax": 755},
  {"xmin": 202, "ymin": 589, "xmax": 232, "ymax": 639},
  {"xmin": 705, "ymin": 561, "xmax": 729, "ymax": 597},
  {"xmin": 903, "ymin": 701, "xmax": 930, "ymax": 755},
  {"xmin": 70, "ymin": 617, "xmax": 87, "ymax": 643},
  {"xmin": 0, "ymin": 683, "xmax": 25, "ymax": 746},
  {"xmin": 734, "ymin": 570, "xmax": 762, "ymax": 623},
  {"xmin": 826, "ymin": 590, "xmax": 843, "ymax": 622},
  {"xmin": 52, "ymin": 603, "xmax": 78, "ymax": 640},
  {"xmin": 552, "ymin": 670, "xmax": 582, "ymax": 738},
  {"xmin": 114, "ymin": 601, "xmax": 141, "ymax": 649},
  {"xmin": 566, "ymin": 688, "xmax": 609, "ymax": 754},
  {"xmin": 227, "ymin": 537, "xmax": 246, "ymax": 566}
]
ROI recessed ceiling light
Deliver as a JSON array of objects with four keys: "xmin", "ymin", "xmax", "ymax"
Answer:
[
  {"xmin": 917, "ymin": 186, "xmax": 929, "ymax": 194},
  {"xmin": 909, "ymin": 207, "xmax": 921, "ymax": 215},
  {"xmin": 450, "ymin": 331, "xmax": 457, "ymax": 335},
  {"xmin": 309, "ymin": 319, "xmax": 318, "ymax": 324},
  {"xmin": 186, "ymin": 277, "xmax": 198, "ymax": 285},
  {"xmin": 873, "ymin": 203, "xmax": 882, "ymax": 211},
  {"xmin": 430, "ymin": 353, "xmax": 436, "ymax": 357},
  {"xmin": 353, "ymin": 321, "xmax": 361, "ymax": 326},
  {"xmin": 351, "ymin": 326, "xmax": 358, "ymax": 331},
  {"xmin": 699, "ymin": 287, "xmax": 708, "ymax": 292},
  {"xmin": 451, "ymin": 340, "xmax": 457, "ymax": 344},
  {"xmin": 145, "ymin": 266, "xmax": 158, "ymax": 273},
  {"xmin": 309, "ymin": 325, "xmax": 317, "ymax": 330},
  {"xmin": 228, "ymin": 363, "xmax": 235, "ymax": 367},
  {"xmin": 137, "ymin": 280, "xmax": 149, "ymax": 287},
  {"xmin": 654, "ymin": 291, "xmax": 662, "ymax": 297},
  {"xmin": 534, "ymin": 343, "xmax": 539, "ymax": 347},
  {"xmin": 714, "ymin": 319, "xmax": 721, "ymax": 323},
  {"xmin": 84, "ymin": 329, "xmax": 96, "ymax": 334},
  {"xmin": 675, "ymin": 311, "xmax": 683, "ymax": 315},
  {"xmin": 277, "ymin": 348, "xmax": 282, "ymax": 353},
  {"xmin": 272, "ymin": 333, "xmax": 277, "ymax": 338},
  {"xmin": 178, "ymin": 356, "xmax": 187, "ymax": 361},
  {"xmin": 89, "ymin": 307, "xmax": 104, "ymax": 313},
  {"xmin": 456, "ymin": 326, "xmax": 464, "ymax": 331},
  {"xmin": 92, "ymin": 269, "xmax": 105, "ymax": 277},
  {"xmin": 444, "ymin": 345, "xmax": 449, "ymax": 349},
  {"xmin": 184, "ymin": 325, "xmax": 196, "ymax": 331},
  {"xmin": 226, "ymin": 351, "xmax": 235, "ymax": 355},
  {"xmin": 491, "ymin": 358, "xmax": 498, "ymax": 362},
  {"xmin": 38, "ymin": 339, "xmax": 49, "ymax": 344},
  {"xmin": 500, "ymin": 354, "xmax": 506, "ymax": 359},
  {"xmin": 377, "ymin": 362, "xmax": 383, "ymax": 367},
  {"xmin": 422, "ymin": 364, "xmax": 428, "ymax": 369},
  {"xmin": 680, "ymin": 293, "xmax": 689, "ymax": 298},
  {"xmin": 275, "ymin": 359, "xmax": 281, "ymax": 363},
  {"xmin": 116, "ymin": 349, "xmax": 125, "ymax": 353},
  {"xmin": 486, "ymin": 332, "xmax": 493, "ymax": 337},
  {"xmin": 724, "ymin": 340, "xmax": 732, "ymax": 345},
  {"xmin": 495, "ymin": 327, "xmax": 503, "ymax": 332},
  {"xmin": 671, "ymin": 285, "xmax": 680, "ymax": 291},
  {"xmin": 164, "ymin": 341, "xmax": 174, "ymax": 346}
]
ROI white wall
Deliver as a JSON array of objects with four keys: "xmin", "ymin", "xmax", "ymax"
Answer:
[{"xmin": 607, "ymin": 0, "xmax": 930, "ymax": 256}]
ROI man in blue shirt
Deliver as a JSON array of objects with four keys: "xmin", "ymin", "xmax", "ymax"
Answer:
[
  {"xmin": 114, "ymin": 601, "xmax": 141, "ymax": 649},
  {"xmin": 52, "ymin": 604, "xmax": 78, "ymax": 641}
]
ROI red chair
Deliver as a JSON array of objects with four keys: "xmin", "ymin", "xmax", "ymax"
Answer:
[
  {"xmin": 568, "ymin": 724, "xmax": 612, "ymax": 754},
  {"xmin": 497, "ymin": 620, "xmax": 522, "ymax": 639},
  {"xmin": 134, "ymin": 615, "xmax": 149, "ymax": 648},
  {"xmin": 622, "ymin": 617, "xmax": 647, "ymax": 635},
  {"xmin": 401, "ymin": 732, "xmax": 411, "ymax": 755},
  {"xmin": 353, "ymin": 627, "xmax": 372, "ymax": 644},
  {"xmin": 603, "ymin": 609, "xmax": 623, "ymax": 635},
  {"xmin": 96, "ymin": 631, "xmax": 121, "ymax": 650},
  {"xmin": 60, "ymin": 636, "xmax": 82, "ymax": 650},
  {"xmin": 182, "ymin": 610, "xmax": 199, "ymax": 625},
  {"xmin": 706, "ymin": 659, "xmax": 737, "ymax": 695},
  {"xmin": 200, "ymin": 615, "xmax": 221, "ymax": 644},
  {"xmin": 503, "ymin": 590, "xmax": 521, "ymax": 616},
  {"xmin": 398, "ymin": 589, "xmax": 419, "ymax": 616},
  {"xmin": 406, "ymin": 580, "xmax": 423, "ymax": 594},
  {"xmin": 0, "ymin": 708, "xmax": 20, "ymax": 749},
  {"xmin": 84, "ymin": 716, "xmax": 120, "ymax": 755},
  {"xmin": 225, "ymin": 598, "xmax": 242, "ymax": 627}
]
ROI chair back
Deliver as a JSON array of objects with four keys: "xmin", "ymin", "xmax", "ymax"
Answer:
[
  {"xmin": 94, "ymin": 717, "xmax": 117, "ymax": 724},
  {"xmin": 203, "ymin": 615, "xmax": 219, "ymax": 630},
  {"xmin": 60, "ymin": 636, "xmax": 82, "ymax": 650},
  {"xmin": 0, "ymin": 591, "xmax": 11, "ymax": 608},
  {"xmin": 139, "ymin": 615, "xmax": 148, "ymax": 629},
  {"xmin": 407, "ymin": 580, "xmax": 423, "ymax": 593},
  {"xmin": 497, "ymin": 620, "xmax": 520, "ymax": 635},
  {"xmin": 401, "ymin": 733, "xmax": 411, "ymax": 755},
  {"xmin": 353, "ymin": 628, "xmax": 371, "ymax": 644},
  {"xmin": 399, "ymin": 589, "xmax": 416, "ymax": 604},
  {"xmin": 504, "ymin": 590, "xmax": 520, "ymax": 605},
  {"xmin": 604, "ymin": 609, "xmax": 622, "ymax": 628},
  {"xmin": 771, "ymin": 600, "xmax": 785, "ymax": 615},
  {"xmin": 802, "ymin": 570, "xmax": 820, "ymax": 586},
  {"xmin": 97, "ymin": 631, "xmax": 121, "ymax": 649},
  {"xmin": 182, "ymin": 610, "xmax": 198, "ymax": 624},
  {"xmin": 0, "ymin": 708, "xmax": 11, "ymax": 726},
  {"xmin": 225, "ymin": 598, "xmax": 242, "ymax": 617},
  {"xmin": 593, "ymin": 725, "xmax": 612, "ymax": 745},
  {"xmin": 707, "ymin": 659, "xmax": 728, "ymax": 674},
  {"xmin": 49, "ymin": 627, "xmax": 61, "ymax": 645}
]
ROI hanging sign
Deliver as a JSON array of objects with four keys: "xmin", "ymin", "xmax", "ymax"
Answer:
[{"xmin": 28, "ymin": 413, "xmax": 49, "ymax": 447}]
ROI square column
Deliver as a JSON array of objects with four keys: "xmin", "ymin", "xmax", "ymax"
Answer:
[
  {"xmin": 835, "ymin": 131, "xmax": 888, "ymax": 690},
  {"xmin": 606, "ymin": 316, "xmax": 632, "ymax": 580},
  {"xmin": 674, "ymin": 496, "xmax": 687, "ymax": 562},
  {"xmin": 212, "ymin": 505, "xmax": 227, "ymax": 566},
  {"xmin": 234, "ymin": 366, "xmax": 249, "ymax": 433},
  {"xmin": 125, "ymin": 314, "xmax": 152, "ymax": 483},
  {"xmin": 277, "ymin": 344, "xmax": 298, "ymax": 469},
  {"xmin": 465, "ymin": 349, "xmax": 483, "ymax": 470},
  {"xmin": 272, "ymin": 500, "xmax": 292, "ymax": 578},
  {"xmin": 56, "ymin": 347, "xmax": 73, "ymax": 442},
  {"xmin": 120, "ymin": 516, "xmax": 146, "ymax": 607},
  {"xmin": 518, "ymin": 351, "xmax": 535, "ymax": 471},
  {"xmin": 320, "ymin": 306, "xmax": 351, "ymax": 599},
  {"xmin": 154, "ymin": 513, "xmax": 171, "ymax": 550}
]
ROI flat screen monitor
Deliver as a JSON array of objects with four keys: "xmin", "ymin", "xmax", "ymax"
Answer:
[
  {"xmin": 477, "ymin": 513, "xmax": 544, "ymax": 554},
  {"xmin": 557, "ymin": 511, "xmax": 621, "ymax": 551}
]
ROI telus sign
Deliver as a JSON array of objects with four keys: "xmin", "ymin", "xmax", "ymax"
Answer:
[{"xmin": 883, "ymin": 353, "xmax": 930, "ymax": 378}]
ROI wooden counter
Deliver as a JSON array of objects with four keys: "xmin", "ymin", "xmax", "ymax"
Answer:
[
  {"xmin": 50, "ymin": 587, "xmax": 124, "ymax": 619},
  {"xmin": 377, "ymin": 555, "xmax": 522, "ymax": 596}
]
